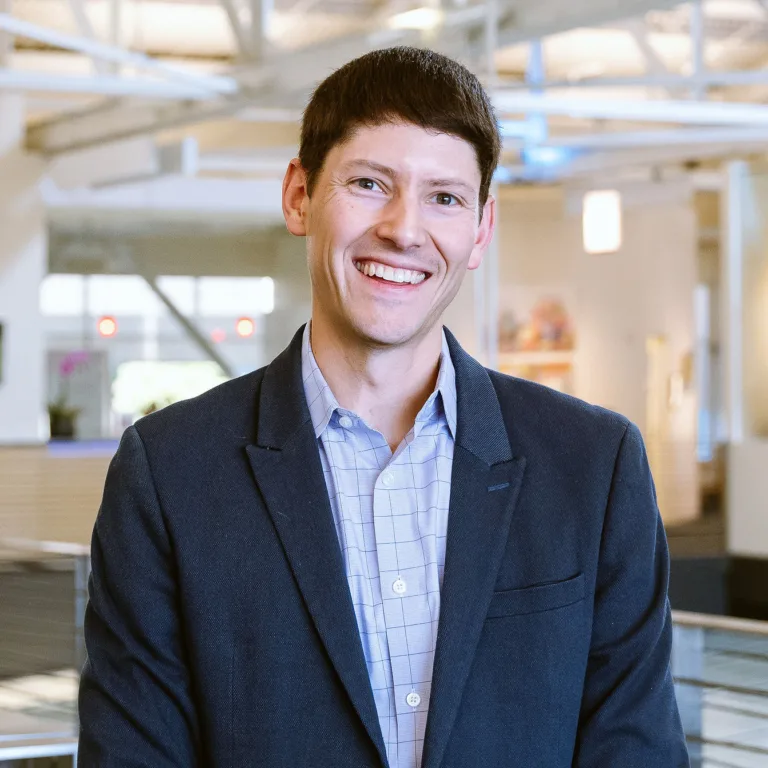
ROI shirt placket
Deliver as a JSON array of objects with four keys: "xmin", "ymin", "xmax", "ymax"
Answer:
[{"xmin": 374, "ymin": 453, "xmax": 431, "ymax": 768}]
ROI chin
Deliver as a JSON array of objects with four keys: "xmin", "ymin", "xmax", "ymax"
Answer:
[{"xmin": 350, "ymin": 315, "xmax": 427, "ymax": 348}]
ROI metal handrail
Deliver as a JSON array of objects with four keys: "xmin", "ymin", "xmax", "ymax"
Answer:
[{"xmin": 673, "ymin": 609, "xmax": 768, "ymax": 636}]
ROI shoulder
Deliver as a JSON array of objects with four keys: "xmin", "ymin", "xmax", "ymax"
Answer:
[
  {"xmin": 486, "ymin": 368, "xmax": 632, "ymax": 456},
  {"xmin": 130, "ymin": 367, "xmax": 267, "ymax": 457}
]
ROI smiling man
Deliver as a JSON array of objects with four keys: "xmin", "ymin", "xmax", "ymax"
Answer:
[{"xmin": 78, "ymin": 48, "xmax": 689, "ymax": 768}]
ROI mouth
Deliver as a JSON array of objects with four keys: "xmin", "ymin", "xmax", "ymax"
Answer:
[{"xmin": 353, "ymin": 259, "xmax": 430, "ymax": 286}]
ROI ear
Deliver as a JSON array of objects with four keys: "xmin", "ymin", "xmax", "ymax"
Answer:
[
  {"xmin": 467, "ymin": 194, "xmax": 496, "ymax": 271},
  {"xmin": 282, "ymin": 158, "xmax": 309, "ymax": 237}
]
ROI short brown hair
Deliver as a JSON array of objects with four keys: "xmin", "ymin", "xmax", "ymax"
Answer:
[{"xmin": 299, "ymin": 46, "xmax": 501, "ymax": 208}]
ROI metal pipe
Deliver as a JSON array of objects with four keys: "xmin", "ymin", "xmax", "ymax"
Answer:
[
  {"xmin": 691, "ymin": 0, "xmax": 706, "ymax": 100},
  {"xmin": 0, "ymin": 13, "xmax": 238, "ymax": 95}
]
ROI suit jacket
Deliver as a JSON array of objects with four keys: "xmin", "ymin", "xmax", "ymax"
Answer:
[{"xmin": 78, "ymin": 326, "xmax": 689, "ymax": 767}]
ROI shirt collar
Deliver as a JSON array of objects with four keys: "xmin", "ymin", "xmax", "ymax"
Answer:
[{"xmin": 301, "ymin": 323, "xmax": 457, "ymax": 440}]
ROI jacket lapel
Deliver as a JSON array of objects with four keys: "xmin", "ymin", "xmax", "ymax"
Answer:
[
  {"xmin": 245, "ymin": 327, "xmax": 388, "ymax": 767},
  {"xmin": 421, "ymin": 331, "xmax": 527, "ymax": 768}
]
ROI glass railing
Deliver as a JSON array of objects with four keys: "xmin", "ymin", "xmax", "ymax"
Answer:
[
  {"xmin": 673, "ymin": 610, "xmax": 768, "ymax": 768},
  {"xmin": 0, "ymin": 538, "xmax": 86, "ymax": 763},
  {"xmin": 2, "ymin": 538, "xmax": 768, "ymax": 766}
]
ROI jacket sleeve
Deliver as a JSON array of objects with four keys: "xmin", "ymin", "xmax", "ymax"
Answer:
[
  {"xmin": 78, "ymin": 425, "xmax": 201, "ymax": 767},
  {"xmin": 574, "ymin": 422, "xmax": 690, "ymax": 767}
]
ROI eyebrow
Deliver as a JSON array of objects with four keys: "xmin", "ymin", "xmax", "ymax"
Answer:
[{"xmin": 340, "ymin": 159, "xmax": 478, "ymax": 198}]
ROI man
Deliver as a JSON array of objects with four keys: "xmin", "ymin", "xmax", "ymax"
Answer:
[{"xmin": 78, "ymin": 47, "xmax": 689, "ymax": 767}]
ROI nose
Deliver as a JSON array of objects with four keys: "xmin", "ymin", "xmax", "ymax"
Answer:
[{"xmin": 375, "ymin": 192, "xmax": 427, "ymax": 251}]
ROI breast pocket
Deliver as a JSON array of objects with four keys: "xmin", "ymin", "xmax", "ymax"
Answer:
[{"xmin": 487, "ymin": 573, "xmax": 586, "ymax": 618}]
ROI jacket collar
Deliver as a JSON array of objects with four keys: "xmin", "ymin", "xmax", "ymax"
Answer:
[{"xmin": 256, "ymin": 324, "xmax": 510, "ymax": 466}]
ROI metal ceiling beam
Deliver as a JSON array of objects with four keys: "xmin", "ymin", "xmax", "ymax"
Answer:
[
  {"xmin": 493, "ymin": 91, "xmax": 768, "ymax": 126},
  {"xmin": 29, "ymin": 98, "xmax": 245, "ymax": 156},
  {"xmin": 491, "ymin": 0, "xmax": 683, "ymax": 50},
  {"xmin": 541, "ymin": 126, "xmax": 768, "ymax": 149},
  {"xmin": 0, "ymin": 14, "xmax": 238, "ymax": 95},
  {"xmin": 249, "ymin": 0, "xmax": 273, "ymax": 60},
  {"xmin": 220, "ymin": 0, "xmax": 252, "ymax": 59},
  {"xmin": 25, "ymin": 0, "xmax": 688, "ymax": 155},
  {"xmin": 623, "ymin": 18, "xmax": 669, "ymax": 76},
  {"xmin": 506, "ymin": 70, "xmax": 768, "ymax": 89},
  {"xmin": 141, "ymin": 274, "xmax": 235, "ymax": 379},
  {"xmin": 0, "ymin": 69, "xmax": 237, "ymax": 99},
  {"xmin": 67, "ymin": 0, "xmax": 108, "ymax": 74},
  {"xmin": 0, "ymin": 0, "xmax": 9, "ymax": 67}
]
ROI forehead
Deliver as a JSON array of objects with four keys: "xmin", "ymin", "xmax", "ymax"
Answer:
[{"xmin": 326, "ymin": 122, "xmax": 481, "ymax": 187}]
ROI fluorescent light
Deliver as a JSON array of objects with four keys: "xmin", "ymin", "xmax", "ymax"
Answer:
[
  {"xmin": 583, "ymin": 190, "xmax": 622, "ymax": 254},
  {"xmin": 388, "ymin": 7, "xmax": 444, "ymax": 30},
  {"xmin": 521, "ymin": 145, "xmax": 574, "ymax": 168}
]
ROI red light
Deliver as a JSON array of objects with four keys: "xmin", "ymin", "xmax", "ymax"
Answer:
[
  {"xmin": 97, "ymin": 316, "xmax": 117, "ymax": 337},
  {"xmin": 235, "ymin": 317, "xmax": 255, "ymax": 338},
  {"xmin": 211, "ymin": 328, "xmax": 226, "ymax": 343}
]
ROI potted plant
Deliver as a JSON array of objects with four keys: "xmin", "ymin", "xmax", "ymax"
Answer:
[{"xmin": 48, "ymin": 351, "xmax": 90, "ymax": 440}]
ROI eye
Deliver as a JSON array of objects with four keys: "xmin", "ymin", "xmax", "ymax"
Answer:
[
  {"xmin": 354, "ymin": 178, "xmax": 382, "ymax": 192},
  {"xmin": 433, "ymin": 192, "xmax": 458, "ymax": 206}
]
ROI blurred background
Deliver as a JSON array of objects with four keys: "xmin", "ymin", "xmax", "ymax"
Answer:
[{"xmin": 0, "ymin": 0, "xmax": 767, "ymax": 765}]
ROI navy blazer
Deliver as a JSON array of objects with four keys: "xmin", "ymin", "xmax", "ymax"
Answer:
[{"xmin": 78, "ymin": 326, "xmax": 689, "ymax": 767}]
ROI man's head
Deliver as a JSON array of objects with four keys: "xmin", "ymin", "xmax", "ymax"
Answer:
[{"xmin": 282, "ymin": 46, "xmax": 501, "ymax": 350}]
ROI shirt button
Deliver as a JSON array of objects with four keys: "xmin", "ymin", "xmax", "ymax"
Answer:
[
  {"xmin": 392, "ymin": 578, "xmax": 407, "ymax": 595},
  {"xmin": 381, "ymin": 471, "xmax": 395, "ymax": 487},
  {"xmin": 406, "ymin": 692, "xmax": 421, "ymax": 708},
  {"xmin": 338, "ymin": 415, "xmax": 353, "ymax": 429}
]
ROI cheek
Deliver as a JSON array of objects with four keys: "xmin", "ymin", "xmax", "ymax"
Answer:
[
  {"xmin": 316, "ymin": 201, "xmax": 371, "ymax": 254},
  {"xmin": 432, "ymin": 227, "xmax": 480, "ymax": 272}
]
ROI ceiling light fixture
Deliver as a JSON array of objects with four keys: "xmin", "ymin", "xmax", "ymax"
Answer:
[{"xmin": 583, "ymin": 190, "xmax": 622, "ymax": 255}]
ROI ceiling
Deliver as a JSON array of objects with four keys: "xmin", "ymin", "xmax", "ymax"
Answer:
[{"xmin": 5, "ymin": 0, "xmax": 768, "ymax": 188}]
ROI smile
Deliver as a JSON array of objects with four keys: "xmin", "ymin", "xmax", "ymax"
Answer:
[{"xmin": 354, "ymin": 260, "xmax": 428, "ymax": 285}]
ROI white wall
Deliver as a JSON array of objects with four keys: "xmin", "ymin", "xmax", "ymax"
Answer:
[
  {"xmin": 728, "ymin": 442, "xmax": 768, "ymax": 557},
  {"xmin": 497, "ymin": 183, "xmax": 699, "ymax": 524},
  {"xmin": 723, "ymin": 162, "xmax": 768, "ymax": 557},
  {"xmin": 0, "ymin": 93, "xmax": 47, "ymax": 443}
]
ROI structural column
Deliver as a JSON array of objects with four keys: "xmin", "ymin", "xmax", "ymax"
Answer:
[
  {"xmin": 723, "ymin": 162, "xmax": 768, "ymax": 574},
  {"xmin": 0, "ymin": 93, "xmax": 47, "ymax": 442}
]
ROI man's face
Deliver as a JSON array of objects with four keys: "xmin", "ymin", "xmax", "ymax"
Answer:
[{"xmin": 283, "ymin": 122, "xmax": 495, "ymax": 348}]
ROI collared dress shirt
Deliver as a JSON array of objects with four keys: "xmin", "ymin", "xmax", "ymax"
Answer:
[{"xmin": 301, "ymin": 324, "xmax": 457, "ymax": 768}]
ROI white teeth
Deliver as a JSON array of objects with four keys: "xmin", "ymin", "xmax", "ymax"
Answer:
[{"xmin": 355, "ymin": 261, "xmax": 427, "ymax": 285}]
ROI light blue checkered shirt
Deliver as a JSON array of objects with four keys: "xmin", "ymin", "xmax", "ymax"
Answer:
[{"xmin": 301, "ymin": 324, "xmax": 457, "ymax": 768}]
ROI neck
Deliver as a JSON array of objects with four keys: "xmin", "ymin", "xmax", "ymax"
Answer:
[{"xmin": 309, "ymin": 314, "xmax": 444, "ymax": 450}]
